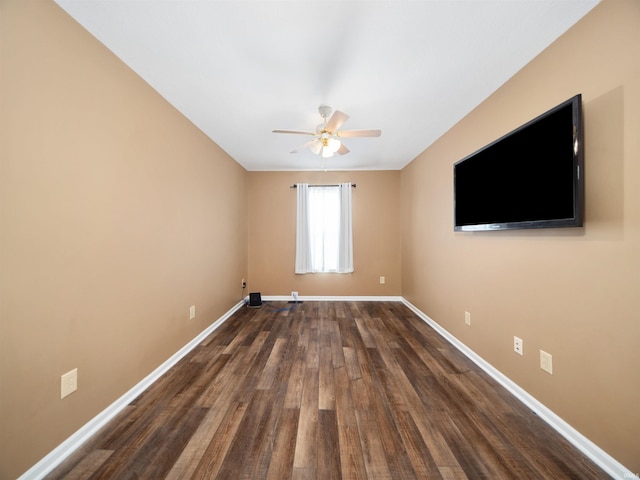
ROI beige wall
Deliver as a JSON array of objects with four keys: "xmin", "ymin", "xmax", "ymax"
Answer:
[
  {"xmin": 3, "ymin": 0, "xmax": 638, "ymax": 477},
  {"xmin": 248, "ymin": 171, "xmax": 401, "ymax": 297},
  {"xmin": 401, "ymin": 0, "xmax": 640, "ymax": 471},
  {"xmin": 0, "ymin": 2, "xmax": 247, "ymax": 478}
]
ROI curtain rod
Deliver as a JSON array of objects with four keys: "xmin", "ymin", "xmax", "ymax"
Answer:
[{"xmin": 290, "ymin": 183, "xmax": 356, "ymax": 188}]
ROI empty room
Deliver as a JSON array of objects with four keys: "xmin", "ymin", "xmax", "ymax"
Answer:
[{"xmin": 1, "ymin": 0, "xmax": 638, "ymax": 479}]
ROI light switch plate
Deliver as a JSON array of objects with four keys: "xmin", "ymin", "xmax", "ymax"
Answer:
[
  {"xmin": 61, "ymin": 368, "xmax": 78, "ymax": 399},
  {"xmin": 540, "ymin": 350, "xmax": 553, "ymax": 374}
]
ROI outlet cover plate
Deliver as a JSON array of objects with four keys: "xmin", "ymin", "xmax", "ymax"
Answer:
[{"xmin": 514, "ymin": 336, "xmax": 523, "ymax": 356}]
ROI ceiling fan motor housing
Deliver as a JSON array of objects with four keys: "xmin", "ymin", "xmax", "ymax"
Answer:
[{"xmin": 318, "ymin": 105, "xmax": 332, "ymax": 119}]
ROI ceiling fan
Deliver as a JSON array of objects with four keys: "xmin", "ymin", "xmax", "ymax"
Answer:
[{"xmin": 273, "ymin": 106, "xmax": 381, "ymax": 158}]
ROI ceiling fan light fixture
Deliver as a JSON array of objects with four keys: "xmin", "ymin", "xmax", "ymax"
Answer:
[
  {"xmin": 327, "ymin": 137, "xmax": 341, "ymax": 152},
  {"xmin": 320, "ymin": 137, "xmax": 341, "ymax": 158}
]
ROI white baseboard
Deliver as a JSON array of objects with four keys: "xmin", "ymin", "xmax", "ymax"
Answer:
[
  {"xmin": 21, "ymin": 297, "xmax": 632, "ymax": 480},
  {"xmin": 19, "ymin": 300, "xmax": 246, "ymax": 480},
  {"xmin": 262, "ymin": 295, "xmax": 403, "ymax": 302},
  {"xmin": 401, "ymin": 298, "xmax": 633, "ymax": 480}
]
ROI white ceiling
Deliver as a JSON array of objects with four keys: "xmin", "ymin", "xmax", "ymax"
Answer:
[{"xmin": 54, "ymin": 0, "xmax": 599, "ymax": 171}]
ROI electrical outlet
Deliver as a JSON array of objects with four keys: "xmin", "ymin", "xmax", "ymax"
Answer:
[
  {"xmin": 465, "ymin": 311, "xmax": 471, "ymax": 326},
  {"xmin": 379, "ymin": 276, "xmax": 385, "ymax": 284},
  {"xmin": 540, "ymin": 350, "xmax": 553, "ymax": 374},
  {"xmin": 514, "ymin": 336, "xmax": 523, "ymax": 356},
  {"xmin": 291, "ymin": 291, "xmax": 298, "ymax": 300},
  {"xmin": 241, "ymin": 278, "xmax": 246, "ymax": 289},
  {"xmin": 189, "ymin": 305, "xmax": 196, "ymax": 320},
  {"xmin": 61, "ymin": 368, "xmax": 78, "ymax": 399}
]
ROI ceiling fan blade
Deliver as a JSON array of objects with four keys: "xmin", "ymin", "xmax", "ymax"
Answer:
[
  {"xmin": 336, "ymin": 143, "xmax": 350, "ymax": 155},
  {"xmin": 291, "ymin": 138, "xmax": 321, "ymax": 154},
  {"xmin": 273, "ymin": 129, "xmax": 316, "ymax": 135},
  {"xmin": 337, "ymin": 129, "xmax": 381, "ymax": 138},
  {"xmin": 325, "ymin": 110, "xmax": 349, "ymax": 133},
  {"xmin": 308, "ymin": 139, "xmax": 323, "ymax": 155}
]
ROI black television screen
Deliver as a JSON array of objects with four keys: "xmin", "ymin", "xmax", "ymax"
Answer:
[{"xmin": 454, "ymin": 94, "xmax": 584, "ymax": 231}]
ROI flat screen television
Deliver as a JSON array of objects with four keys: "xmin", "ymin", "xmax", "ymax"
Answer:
[{"xmin": 453, "ymin": 94, "xmax": 584, "ymax": 231}]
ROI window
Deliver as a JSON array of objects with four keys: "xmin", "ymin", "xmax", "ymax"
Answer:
[{"xmin": 295, "ymin": 183, "xmax": 353, "ymax": 274}]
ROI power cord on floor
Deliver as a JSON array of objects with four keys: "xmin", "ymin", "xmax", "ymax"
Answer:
[{"xmin": 260, "ymin": 300, "xmax": 301, "ymax": 313}]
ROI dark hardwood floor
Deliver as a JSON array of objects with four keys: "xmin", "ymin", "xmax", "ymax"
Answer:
[{"xmin": 46, "ymin": 301, "xmax": 610, "ymax": 479}]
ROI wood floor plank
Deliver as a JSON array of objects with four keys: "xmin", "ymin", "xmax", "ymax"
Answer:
[
  {"xmin": 365, "ymin": 388, "xmax": 418, "ymax": 480},
  {"xmin": 190, "ymin": 401, "xmax": 248, "ymax": 479},
  {"xmin": 283, "ymin": 346, "xmax": 306, "ymax": 410},
  {"xmin": 256, "ymin": 337, "xmax": 288, "ymax": 390},
  {"xmin": 305, "ymin": 319, "xmax": 320, "ymax": 369},
  {"xmin": 216, "ymin": 384, "xmax": 284, "ymax": 480},
  {"xmin": 318, "ymin": 344, "xmax": 336, "ymax": 410},
  {"xmin": 395, "ymin": 410, "xmax": 444, "ymax": 479},
  {"xmin": 333, "ymin": 357, "xmax": 368, "ymax": 479},
  {"xmin": 333, "ymin": 366, "xmax": 359, "ymax": 429},
  {"xmin": 336, "ymin": 424, "xmax": 368, "ymax": 480},
  {"xmin": 55, "ymin": 449, "xmax": 114, "ymax": 480},
  {"xmin": 355, "ymin": 408, "xmax": 393, "ymax": 480},
  {"xmin": 435, "ymin": 410, "xmax": 496, "ymax": 479},
  {"xmin": 329, "ymin": 318, "xmax": 346, "ymax": 369},
  {"xmin": 266, "ymin": 407, "xmax": 299, "ymax": 480},
  {"xmin": 46, "ymin": 301, "xmax": 612, "ymax": 480},
  {"xmin": 133, "ymin": 406, "xmax": 209, "ymax": 480},
  {"xmin": 89, "ymin": 406, "xmax": 174, "ymax": 479},
  {"xmin": 317, "ymin": 409, "xmax": 342, "ymax": 479},
  {"xmin": 343, "ymin": 346, "xmax": 362, "ymax": 381},
  {"xmin": 293, "ymin": 367, "xmax": 319, "ymax": 470}
]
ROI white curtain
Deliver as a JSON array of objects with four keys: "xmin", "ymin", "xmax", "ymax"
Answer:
[
  {"xmin": 295, "ymin": 183, "xmax": 313, "ymax": 273},
  {"xmin": 295, "ymin": 182, "xmax": 353, "ymax": 274},
  {"xmin": 337, "ymin": 182, "xmax": 354, "ymax": 273}
]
